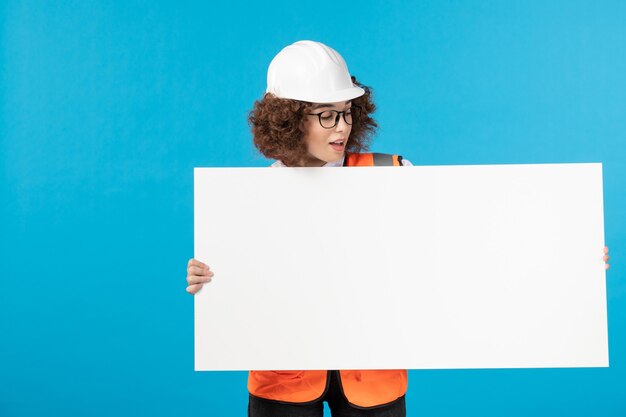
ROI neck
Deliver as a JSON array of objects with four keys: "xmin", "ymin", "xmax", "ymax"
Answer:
[{"xmin": 301, "ymin": 155, "xmax": 327, "ymax": 167}]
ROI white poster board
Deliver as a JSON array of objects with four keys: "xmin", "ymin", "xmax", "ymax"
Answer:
[{"xmin": 194, "ymin": 163, "xmax": 608, "ymax": 371}]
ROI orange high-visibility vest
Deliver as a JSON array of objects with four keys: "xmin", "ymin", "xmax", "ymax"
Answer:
[{"xmin": 248, "ymin": 152, "xmax": 408, "ymax": 408}]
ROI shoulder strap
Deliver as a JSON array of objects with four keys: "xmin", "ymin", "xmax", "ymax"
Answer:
[{"xmin": 344, "ymin": 152, "xmax": 403, "ymax": 167}]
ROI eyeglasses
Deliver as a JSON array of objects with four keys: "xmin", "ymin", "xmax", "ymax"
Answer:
[{"xmin": 307, "ymin": 107, "xmax": 360, "ymax": 129}]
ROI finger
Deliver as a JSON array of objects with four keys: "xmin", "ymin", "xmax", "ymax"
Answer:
[
  {"xmin": 603, "ymin": 255, "xmax": 609, "ymax": 262},
  {"xmin": 604, "ymin": 246, "xmax": 608, "ymax": 254},
  {"xmin": 187, "ymin": 274, "xmax": 212, "ymax": 285},
  {"xmin": 188, "ymin": 265, "xmax": 212, "ymax": 276},
  {"xmin": 188, "ymin": 258, "xmax": 208, "ymax": 269},
  {"xmin": 605, "ymin": 263, "xmax": 610, "ymax": 270},
  {"xmin": 186, "ymin": 284, "xmax": 204, "ymax": 294}
]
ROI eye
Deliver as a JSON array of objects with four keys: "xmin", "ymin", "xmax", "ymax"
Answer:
[{"xmin": 320, "ymin": 111, "xmax": 334, "ymax": 120}]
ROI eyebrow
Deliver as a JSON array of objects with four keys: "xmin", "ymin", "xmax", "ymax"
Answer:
[{"xmin": 311, "ymin": 100, "xmax": 352, "ymax": 110}]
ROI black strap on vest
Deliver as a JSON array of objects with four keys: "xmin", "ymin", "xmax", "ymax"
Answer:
[{"xmin": 373, "ymin": 153, "xmax": 395, "ymax": 166}]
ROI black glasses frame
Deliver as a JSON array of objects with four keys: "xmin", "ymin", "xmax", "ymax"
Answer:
[{"xmin": 306, "ymin": 107, "xmax": 360, "ymax": 129}]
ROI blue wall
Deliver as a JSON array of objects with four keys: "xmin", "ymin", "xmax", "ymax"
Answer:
[{"xmin": 1, "ymin": 1, "xmax": 625, "ymax": 416}]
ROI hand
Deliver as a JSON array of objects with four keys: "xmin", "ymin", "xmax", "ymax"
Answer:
[
  {"xmin": 604, "ymin": 246, "xmax": 610, "ymax": 270},
  {"xmin": 186, "ymin": 258, "xmax": 214, "ymax": 294}
]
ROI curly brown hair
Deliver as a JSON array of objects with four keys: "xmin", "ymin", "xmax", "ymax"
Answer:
[{"xmin": 248, "ymin": 76, "xmax": 378, "ymax": 167}]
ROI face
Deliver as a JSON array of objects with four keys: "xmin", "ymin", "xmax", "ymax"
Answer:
[{"xmin": 301, "ymin": 100, "xmax": 353, "ymax": 167}]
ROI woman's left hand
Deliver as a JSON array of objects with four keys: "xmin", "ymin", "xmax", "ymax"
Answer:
[{"xmin": 603, "ymin": 246, "xmax": 610, "ymax": 270}]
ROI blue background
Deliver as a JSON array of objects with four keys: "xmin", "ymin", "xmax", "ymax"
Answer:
[{"xmin": 1, "ymin": 1, "xmax": 625, "ymax": 416}]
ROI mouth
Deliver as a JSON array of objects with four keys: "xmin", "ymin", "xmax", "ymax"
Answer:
[{"xmin": 329, "ymin": 139, "xmax": 345, "ymax": 152}]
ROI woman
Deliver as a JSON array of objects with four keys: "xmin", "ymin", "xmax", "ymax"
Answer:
[
  {"xmin": 190, "ymin": 40, "xmax": 410, "ymax": 417},
  {"xmin": 186, "ymin": 40, "xmax": 610, "ymax": 417}
]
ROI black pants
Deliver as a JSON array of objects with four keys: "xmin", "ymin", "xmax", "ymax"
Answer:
[{"xmin": 248, "ymin": 370, "xmax": 406, "ymax": 417}]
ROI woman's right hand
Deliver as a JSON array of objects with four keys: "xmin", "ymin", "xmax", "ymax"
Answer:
[{"xmin": 186, "ymin": 258, "xmax": 214, "ymax": 294}]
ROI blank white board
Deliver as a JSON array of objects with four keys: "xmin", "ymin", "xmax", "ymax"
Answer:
[{"xmin": 194, "ymin": 163, "xmax": 608, "ymax": 371}]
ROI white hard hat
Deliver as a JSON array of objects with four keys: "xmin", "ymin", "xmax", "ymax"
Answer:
[{"xmin": 266, "ymin": 40, "xmax": 365, "ymax": 103}]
